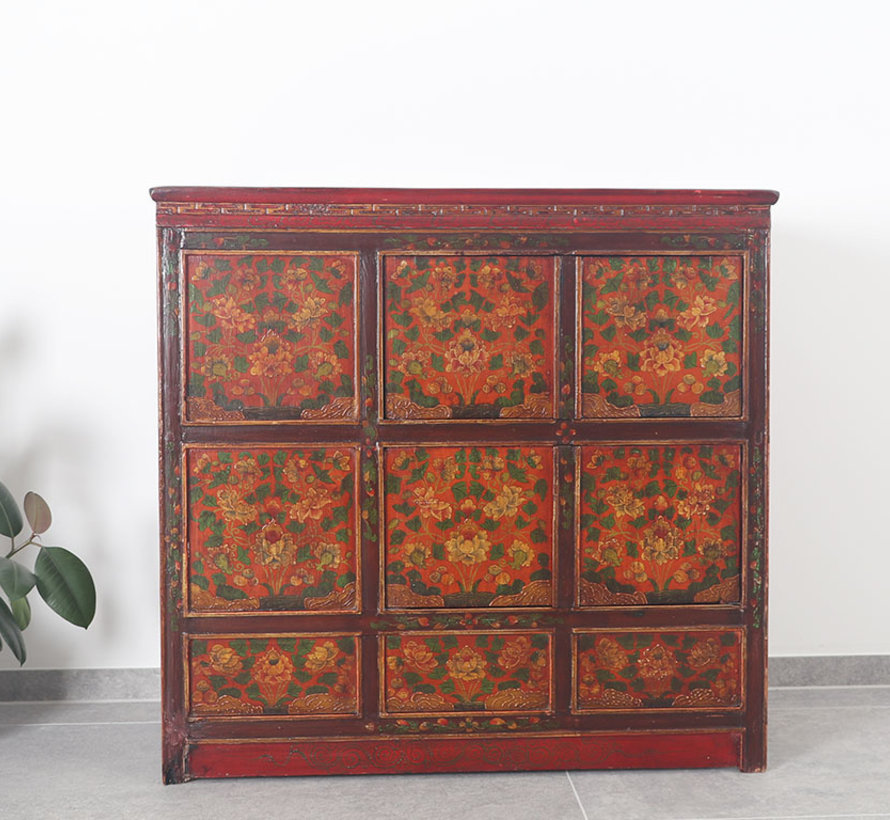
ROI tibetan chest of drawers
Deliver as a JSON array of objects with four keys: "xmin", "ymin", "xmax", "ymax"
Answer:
[{"xmin": 153, "ymin": 187, "xmax": 776, "ymax": 782}]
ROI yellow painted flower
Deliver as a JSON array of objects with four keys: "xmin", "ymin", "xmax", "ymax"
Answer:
[
  {"xmin": 445, "ymin": 531, "xmax": 490, "ymax": 566},
  {"xmin": 293, "ymin": 295, "xmax": 328, "ymax": 329},
  {"xmin": 211, "ymin": 296, "xmax": 256, "ymax": 334},
  {"xmin": 446, "ymin": 647, "xmax": 487, "ymax": 682},
  {"xmin": 490, "ymin": 294, "xmax": 526, "ymax": 329},
  {"xmin": 483, "ymin": 485, "xmax": 523, "ymax": 520},
  {"xmin": 311, "ymin": 351, "xmax": 343, "ymax": 380},
  {"xmin": 412, "ymin": 486, "xmax": 453, "ymax": 522},
  {"xmin": 676, "ymin": 482, "xmax": 716, "ymax": 518},
  {"xmin": 498, "ymin": 636, "xmax": 532, "ymax": 671},
  {"xmin": 256, "ymin": 522, "xmax": 295, "ymax": 570},
  {"xmin": 688, "ymin": 638, "xmax": 721, "ymax": 670},
  {"xmin": 253, "ymin": 646, "xmax": 295, "ymax": 704},
  {"xmin": 641, "ymin": 516, "xmax": 682, "ymax": 565},
  {"xmin": 594, "ymin": 637, "xmax": 627, "ymax": 672},
  {"xmin": 289, "ymin": 485, "xmax": 334, "ymax": 523},
  {"xmin": 605, "ymin": 485, "xmax": 645, "ymax": 520},
  {"xmin": 304, "ymin": 640, "xmax": 339, "ymax": 672},
  {"xmin": 701, "ymin": 349, "xmax": 729, "ymax": 378},
  {"xmin": 508, "ymin": 352, "xmax": 534, "ymax": 377},
  {"xmin": 605, "ymin": 296, "xmax": 646, "ymax": 331},
  {"xmin": 445, "ymin": 329, "xmax": 489, "ymax": 373},
  {"xmin": 592, "ymin": 350, "xmax": 622, "ymax": 378},
  {"xmin": 678, "ymin": 295, "xmax": 717, "ymax": 330},
  {"xmin": 591, "ymin": 536, "xmax": 623, "ymax": 567},
  {"xmin": 637, "ymin": 643, "xmax": 676, "ymax": 682},
  {"xmin": 410, "ymin": 296, "xmax": 450, "ymax": 330},
  {"xmin": 402, "ymin": 641, "xmax": 438, "ymax": 673},
  {"xmin": 404, "ymin": 542, "xmax": 429, "ymax": 568},
  {"xmin": 698, "ymin": 538, "xmax": 726, "ymax": 561},
  {"xmin": 247, "ymin": 332, "xmax": 294, "ymax": 379},
  {"xmin": 313, "ymin": 542, "xmax": 341, "ymax": 570},
  {"xmin": 232, "ymin": 457, "xmax": 262, "ymax": 485},
  {"xmin": 216, "ymin": 486, "xmax": 258, "ymax": 524},
  {"xmin": 507, "ymin": 539, "xmax": 534, "ymax": 569},
  {"xmin": 639, "ymin": 329, "xmax": 683, "ymax": 377},
  {"xmin": 209, "ymin": 645, "xmax": 243, "ymax": 676}
]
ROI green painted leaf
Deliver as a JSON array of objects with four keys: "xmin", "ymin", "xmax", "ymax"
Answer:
[
  {"xmin": 0, "ymin": 597, "xmax": 26, "ymax": 664},
  {"xmin": 0, "ymin": 556, "xmax": 37, "ymax": 599},
  {"xmin": 0, "ymin": 481, "xmax": 24, "ymax": 538},
  {"xmin": 34, "ymin": 546, "xmax": 96, "ymax": 629}
]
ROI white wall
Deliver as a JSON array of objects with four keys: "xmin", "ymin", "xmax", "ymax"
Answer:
[{"xmin": 1, "ymin": 0, "xmax": 886, "ymax": 668}]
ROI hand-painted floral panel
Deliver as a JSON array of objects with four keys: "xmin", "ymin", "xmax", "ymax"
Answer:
[
  {"xmin": 383, "ymin": 446, "xmax": 555, "ymax": 608},
  {"xmin": 574, "ymin": 629, "xmax": 742, "ymax": 711},
  {"xmin": 187, "ymin": 447, "xmax": 358, "ymax": 613},
  {"xmin": 189, "ymin": 635, "xmax": 359, "ymax": 717},
  {"xmin": 578, "ymin": 444, "xmax": 741, "ymax": 606},
  {"xmin": 579, "ymin": 256, "xmax": 743, "ymax": 418},
  {"xmin": 185, "ymin": 253, "xmax": 358, "ymax": 422},
  {"xmin": 383, "ymin": 255, "xmax": 556, "ymax": 420},
  {"xmin": 383, "ymin": 632, "xmax": 552, "ymax": 714}
]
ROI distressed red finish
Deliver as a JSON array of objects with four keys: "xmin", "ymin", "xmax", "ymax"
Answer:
[
  {"xmin": 382, "ymin": 445, "xmax": 555, "ymax": 609},
  {"xmin": 186, "ymin": 446, "xmax": 358, "ymax": 613},
  {"xmin": 155, "ymin": 187, "xmax": 774, "ymax": 782},
  {"xmin": 382, "ymin": 631, "xmax": 552, "ymax": 714},
  {"xmin": 577, "ymin": 444, "xmax": 741, "ymax": 606},
  {"xmin": 383, "ymin": 255, "xmax": 556, "ymax": 420},
  {"xmin": 574, "ymin": 629, "xmax": 743, "ymax": 711}
]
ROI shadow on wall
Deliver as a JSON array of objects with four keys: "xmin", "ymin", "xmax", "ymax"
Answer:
[{"xmin": 0, "ymin": 320, "xmax": 114, "ymax": 673}]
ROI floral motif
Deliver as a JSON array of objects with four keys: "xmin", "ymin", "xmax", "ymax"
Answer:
[
  {"xmin": 384, "ymin": 632, "xmax": 551, "ymax": 713},
  {"xmin": 384, "ymin": 256, "xmax": 555, "ymax": 419},
  {"xmin": 384, "ymin": 446, "xmax": 554, "ymax": 608},
  {"xmin": 187, "ymin": 447, "xmax": 358, "ymax": 612},
  {"xmin": 189, "ymin": 635, "xmax": 358, "ymax": 716},
  {"xmin": 578, "ymin": 445, "xmax": 741, "ymax": 605},
  {"xmin": 580, "ymin": 256, "xmax": 742, "ymax": 417},
  {"xmin": 575, "ymin": 630, "xmax": 742, "ymax": 710},
  {"xmin": 186, "ymin": 253, "xmax": 357, "ymax": 421}
]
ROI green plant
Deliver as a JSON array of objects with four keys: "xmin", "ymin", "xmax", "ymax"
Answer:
[{"xmin": 0, "ymin": 480, "xmax": 96, "ymax": 664}]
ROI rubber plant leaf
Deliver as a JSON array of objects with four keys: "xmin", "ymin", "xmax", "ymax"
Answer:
[
  {"xmin": 35, "ymin": 546, "xmax": 96, "ymax": 629},
  {"xmin": 0, "ymin": 481, "xmax": 24, "ymax": 538},
  {"xmin": 0, "ymin": 555, "xmax": 38, "ymax": 599},
  {"xmin": 0, "ymin": 597, "xmax": 26, "ymax": 664},
  {"xmin": 11, "ymin": 597, "xmax": 31, "ymax": 630},
  {"xmin": 24, "ymin": 491, "xmax": 52, "ymax": 534}
]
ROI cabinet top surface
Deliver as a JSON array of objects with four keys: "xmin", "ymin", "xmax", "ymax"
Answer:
[{"xmin": 150, "ymin": 186, "xmax": 779, "ymax": 206}]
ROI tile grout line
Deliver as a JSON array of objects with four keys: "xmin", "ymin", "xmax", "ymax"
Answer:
[{"xmin": 565, "ymin": 771, "xmax": 589, "ymax": 820}]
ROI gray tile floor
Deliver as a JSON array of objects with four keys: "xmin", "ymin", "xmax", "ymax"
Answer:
[{"xmin": 1, "ymin": 687, "xmax": 888, "ymax": 819}]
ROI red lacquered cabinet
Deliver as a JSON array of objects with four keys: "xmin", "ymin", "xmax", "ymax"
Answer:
[{"xmin": 153, "ymin": 187, "xmax": 776, "ymax": 781}]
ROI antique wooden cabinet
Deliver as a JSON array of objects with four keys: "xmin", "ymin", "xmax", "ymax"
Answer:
[{"xmin": 153, "ymin": 187, "xmax": 776, "ymax": 782}]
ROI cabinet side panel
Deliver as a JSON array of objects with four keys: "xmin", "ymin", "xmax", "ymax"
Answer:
[{"xmin": 158, "ymin": 227, "xmax": 186, "ymax": 784}]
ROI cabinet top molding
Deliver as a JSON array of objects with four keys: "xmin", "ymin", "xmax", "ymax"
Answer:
[
  {"xmin": 150, "ymin": 187, "xmax": 779, "ymax": 205},
  {"xmin": 151, "ymin": 187, "xmax": 778, "ymax": 231}
]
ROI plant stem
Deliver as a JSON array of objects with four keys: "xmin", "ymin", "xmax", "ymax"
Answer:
[{"xmin": 6, "ymin": 535, "xmax": 36, "ymax": 559}]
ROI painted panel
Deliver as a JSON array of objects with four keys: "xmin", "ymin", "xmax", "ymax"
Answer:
[
  {"xmin": 578, "ymin": 444, "xmax": 741, "ymax": 606},
  {"xmin": 185, "ymin": 252, "xmax": 358, "ymax": 422},
  {"xmin": 382, "ymin": 632, "xmax": 552, "ymax": 714},
  {"xmin": 383, "ymin": 255, "xmax": 556, "ymax": 420},
  {"xmin": 188, "ymin": 634, "xmax": 359, "ymax": 717},
  {"xmin": 574, "ymin": 629, "xmax": 743, "ymax": 711},
  {"xmin": 186, "ymin": 446, "xmax": 358, "ymax": 613},
  {"xmin": 383, "ymin": 446, "xmax": 555, "ymax": 608},
  {"xmin": 579, "ymin": 255, "xmax": 743, "ymax": 418}
]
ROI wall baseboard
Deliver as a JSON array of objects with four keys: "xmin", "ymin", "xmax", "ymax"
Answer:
[{"xmin": 0, "ymin": 656, "xmax": 887, "ymax": 702}]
